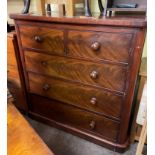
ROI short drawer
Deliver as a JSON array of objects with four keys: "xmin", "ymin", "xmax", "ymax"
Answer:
[
  {"xmin": 7, "ymin": 65, "xmax": 21, "ymax": 89},
  {"xmin": 68, "ymin": 30, "xmax": 134, "ymax": 64},
  {"xmin": 25, "ymin": 51, "xmax": 127, "ymax": 92},
  {"xmin": 30, "ymin": 94, "xmax": 120, "ymax": 142},
  {"xmin": 28, "ymin": 72, "xmax": 122, "ymax": 119},
  {"xmin": 19, "ymin": 25, "xmax": 64, "ymax": 55}
]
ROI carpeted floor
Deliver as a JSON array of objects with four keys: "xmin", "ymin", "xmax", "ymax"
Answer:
[{"xmin": 25, "ymin": 116, "xmax": 146, "ymax": 155}]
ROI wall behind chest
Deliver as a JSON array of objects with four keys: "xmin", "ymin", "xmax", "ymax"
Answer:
[{"xmin": 7, "ymin": 0, "xmax": 37, "ymax": 24}]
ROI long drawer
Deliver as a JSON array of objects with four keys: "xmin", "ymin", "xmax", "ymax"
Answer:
[
  {"xmin": 68, "ymin": 30, "xmax": 134, "ymax": 64},
  {"xmin": 25, "ymin": 51, "xmax": 127, "ymax": 93},
  {"xmin": 28, "ymin": 72, "xmax": 122, "ymax": 119},
  {"xmin": 19, "ymin": 25, "xmax": 64, "ymax": 55},
  {"xmin": 30, "ymin": 94, "xmax": 120, "ymax": 142}
]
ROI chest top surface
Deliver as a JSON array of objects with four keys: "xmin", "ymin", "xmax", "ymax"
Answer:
[{"xmin": 10, "ymin": 13, "xmax": 146, "ymax": 28}]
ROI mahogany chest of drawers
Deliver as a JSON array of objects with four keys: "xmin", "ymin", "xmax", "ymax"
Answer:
[{"xmin": 10, "ymin": 14, "xmax": 146, "ymax": 152}]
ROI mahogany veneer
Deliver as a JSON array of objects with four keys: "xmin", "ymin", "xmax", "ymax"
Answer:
[
  {"xmin": 10, "ymin": 13, "xmax": 146, "ymax": 152},
  {"xmin": 25, "ymin": 51, "xmax": 127, "ymax": 92}
]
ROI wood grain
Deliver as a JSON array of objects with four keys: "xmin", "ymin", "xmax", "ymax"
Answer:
[
  {"xmin": 118, "ymin": 29, "xmax": 146, "ymax": 144},
  {"xmin": 19, "ymin": 25, "xmax": 64, "ymax": 55},
  {"xmin": 68, "ymin": 30, "xmax": 134, "ymax": 63},
  {"xmin": 28, "ymin": 72, "xmax": 123, "ymax": 119},
  {"xmin": 25, "ymin": 51, "xmax": 127, "ymax": 92},
  {"xmin": 10, "ymin": 13, "xmax": 147, "ymax": 28},
  {"xmin": 30, "ymin": 94, "xmax": 120, "ymax": 142},
  {"xmin": 7, "ymin": 102, "xmax": 54, "ymax": 155},
  {"xmin": 10, "ymin": 13, "xmax": 146, "ymax": 152}
]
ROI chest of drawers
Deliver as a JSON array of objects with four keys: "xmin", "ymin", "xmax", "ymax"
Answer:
[{"xmin": 10, "ymin": 14, "xmax": 146, "ymax": 152}]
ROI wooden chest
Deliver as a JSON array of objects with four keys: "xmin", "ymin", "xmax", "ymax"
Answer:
[{"xmin": 10, "ymin": 14, "xmax": 146, "ymax": 152}]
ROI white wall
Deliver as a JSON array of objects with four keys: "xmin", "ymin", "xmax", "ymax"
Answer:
[{"xmin": 7, "ymin": 0, "xmax": 37, "ymax": 24}]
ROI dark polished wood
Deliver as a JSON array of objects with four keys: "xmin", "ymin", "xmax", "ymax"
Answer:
[
  {"xmin": 29, "ymin": 94, "xmax": 119, "ymax": 142},
  {"xmin": 24, "ymin": 51, "xmax": 127, "ymax": 93},
  {"xmin": 19, "ymin": 25, "xmax": 64, "ymax": 55},
  {"xmin": 10, "ymin": 14, "xmax": 146, "ymax": 28},
  {"xmin": 28, "ymin": 72, "xmax": 123, "ymax": 119},
  {"xmin": 68, "ymin": 30, "xmax": 134, "ymax": 63},
  {"xmin": 10, "ymin": 13, "xmax": 146, "ymax": 152}
]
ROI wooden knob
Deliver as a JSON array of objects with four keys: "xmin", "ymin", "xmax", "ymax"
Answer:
[
  {"xmin": 91, "ymin": 42, "xmax": 100, "ymax": 51},
  {"xmin": 90, "ymin": 71, "xmax": 98, "ymax": 79},
  {"xmin": 42, "ymin": 84, "xmax": 50, "ymax": 91},
  {"xmin": 34, "ymin": 36, "xmax": 43, "ymax": 43},
  {"xmin": 41, "ymin": 61, "xmax": 47, "ymax": 66},
  {"xmin": 90, "ymin": 97, "xmax": 97, "ymax": 105},
  {"xmin": 89, "ymin": 120, "xmax": 96, "ymax": 130}
]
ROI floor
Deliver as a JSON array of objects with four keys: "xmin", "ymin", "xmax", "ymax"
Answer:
[{"xmin": 26, "ymin": 116, "xmax": 146, "ymax": 155}]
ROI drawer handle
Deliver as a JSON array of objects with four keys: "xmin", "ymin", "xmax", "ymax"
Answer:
[
  {"xmin": 90, "ymin": 71, "xmax": 98, "ymax": 79},
  {"xmin": 91, "ymin": 42, "xmax": 100, "ymax": 51},
  {"xmin": 90, "ymin": 97, "xmax": 97, "ymax": 105},
  {"xmin": 42, "ymin": 84, "xmax": 50, "ymax": 91},
  {"xmin": 34, "ymin": 36, "xmax": 43, "ymax": 43},
  {"xmin": 89, "ymin": 120, "xmax": 96, "ymax": 130},
  {"xmin": 41, "ymin": 61, "xmax": 47, "ymax": 66}
]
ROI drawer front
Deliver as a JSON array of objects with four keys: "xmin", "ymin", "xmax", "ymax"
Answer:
[
  {"xmin": 19, "ymin": 25, "xmax": 64, "ymax": 55},
  {"xmin": 28, "ymin": 72, "xmax": 122, "ymax": 119},
  {"xmin": 7, "ymin": 65, "xmax": 21, "ymax": 89},
  {"xmin": 68, "ymin": 30, "xmax": 133, "ymax": 63},
  {"xmin": 30, "ymin": 94, "xmax": 120, "ymax": 141},
  {"xmin": 7, "ymin": 37, "xmax": 17, "ymax": 67},
  {"xmin": 25, "ymin": 51, "xmax": 127, "ymax": 92}
]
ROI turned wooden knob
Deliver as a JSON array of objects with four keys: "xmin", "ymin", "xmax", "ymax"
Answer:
[
  {"xmin": 90, "ymin": 97, "xmax": 97, "ymax": 105},
  {"xmin": 41, "ymin": 61, "xmax": 47, "ymax": 66},
  {"xmin": 42, "ymin": 84, "xmax": 50, "ymax": 91},
  {"xmin": 34, "ymin": 36, "xmax": 43, "ymax": 43},
  {"xmin": 91, "ymin": 42, "xmax": 100, "ymax": 51},
  {"xmin": 90, "ymin": 71, "xmax": 98, "ymax": 79},
  {"xmin": 89, "ymin": 120, "xmax": 96, "ymax": 130}
]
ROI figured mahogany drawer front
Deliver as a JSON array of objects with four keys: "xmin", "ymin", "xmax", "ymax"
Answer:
[
  {"xmin": 19, "ymin": 25, "xmax": 64, "ymax": 55},
  {"xmin": 7, "ymin": 65, "xmax": 21, "ymax": 89},
  {"xmin": 25, "ymin": 51, "xmax": 127, "ymax": 92},
  {"xmin": 30, "ymin": 94, "xmax": 120, "ymax": 141},
  {"xmin": 68, "ymin": 30, "xmax": 133, "ymax": 63},
  {"xmin": 28, "ymin": 72, "xmax": 122, "ymax": 119}
]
